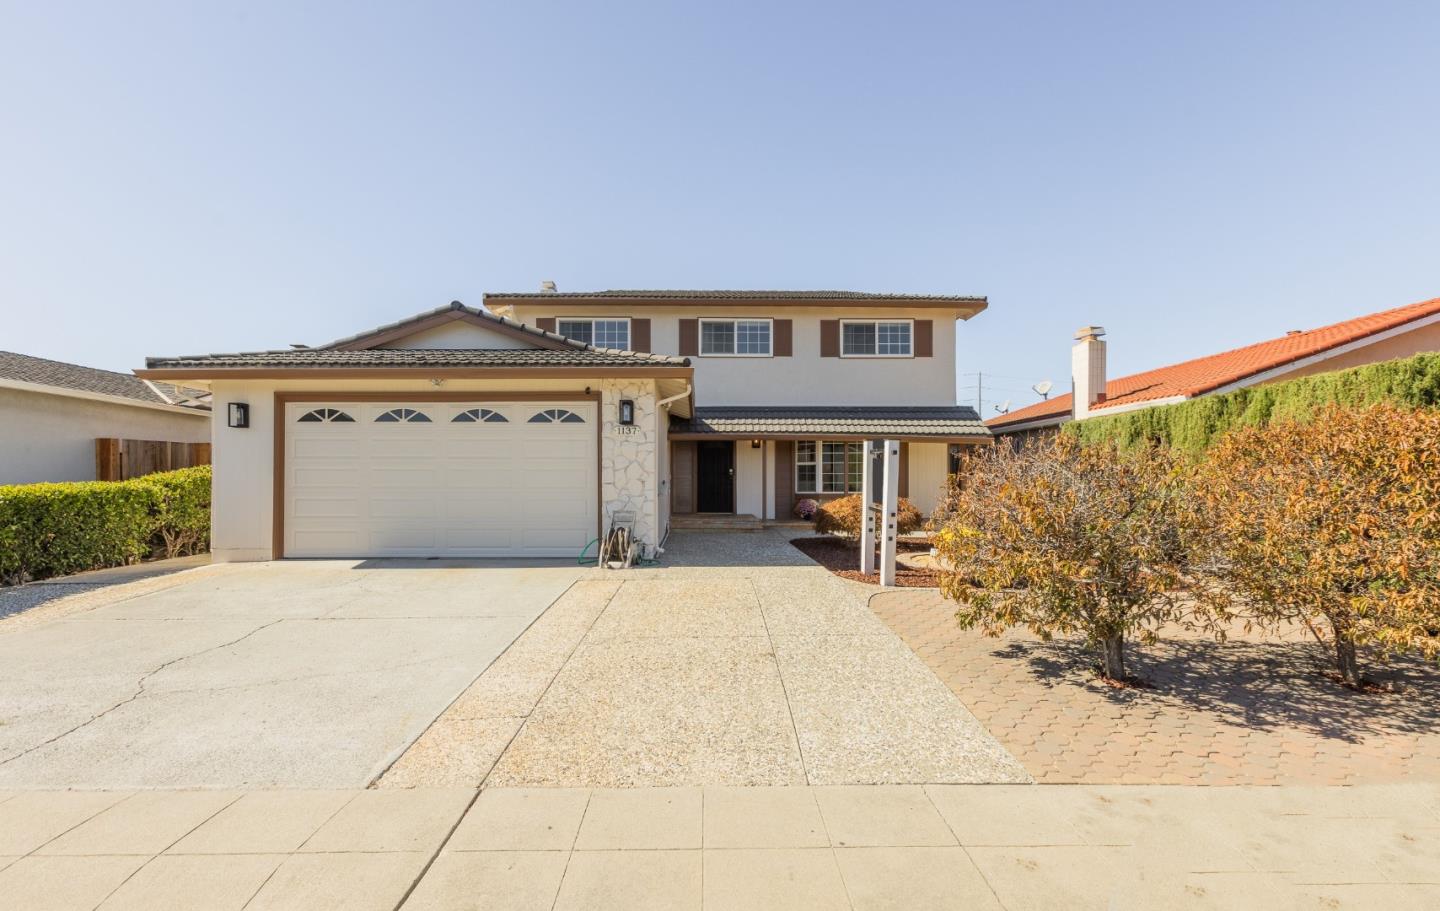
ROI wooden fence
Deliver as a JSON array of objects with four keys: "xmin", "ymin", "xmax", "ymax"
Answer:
[{"xmin": 95, "ymin": 439, "xmax": 212, "ymax": 481}]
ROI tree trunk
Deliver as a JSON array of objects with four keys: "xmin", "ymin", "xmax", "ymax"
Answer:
[
  {"xmin": 1099, "ymin": 632, "xmax": 1126, "ymax": 680},
  {"xmin": 1335, "ymin": 635, "xmax": 1363, "ymax": 688}
]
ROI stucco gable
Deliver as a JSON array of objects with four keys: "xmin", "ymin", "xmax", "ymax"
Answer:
[{"xmin": 378, "ymin": 319, "xmax": 539, "ymax": 350}]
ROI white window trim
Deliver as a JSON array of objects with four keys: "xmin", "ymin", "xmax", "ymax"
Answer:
[
  {"xmin": 557, "ymin": 317, "xmax": 631, "ymax": 349},
  {"xmin": 794, "ymin": 440, "xmax": 863, "ymax": 494},
  {"xmin": 839, "ymin": 318, "xmax": 915, "ymax": 358},
  {"xmin": 698, "ymin": 317, "xmax": 774, "ymax": 357}
]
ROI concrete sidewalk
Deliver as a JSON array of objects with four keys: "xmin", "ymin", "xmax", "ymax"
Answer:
[{"xmin": 0, "ymin": 783, "xmax": 1435, "ymax": 910}]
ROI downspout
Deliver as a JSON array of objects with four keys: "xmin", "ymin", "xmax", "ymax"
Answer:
[{"xmin": 656, "ymin": 384, "xmax": 692, "ymax": 411}]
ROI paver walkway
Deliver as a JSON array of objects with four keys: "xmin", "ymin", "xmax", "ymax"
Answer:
[
  {"xmin": 381, "ymin": 531, "xmax": 1028, "ymax": 787},
  {"xmin": 872, "ymin": 589, "xmax": 1440, "ymax": 785},
  {"xmin": 0, "ymin": 783, "xmax": 1435, "ymax": 909}
]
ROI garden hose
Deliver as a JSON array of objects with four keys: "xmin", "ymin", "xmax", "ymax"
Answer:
[{"xmin": 577, "ymin": 538, "xmax": 599, "ymax": 565}]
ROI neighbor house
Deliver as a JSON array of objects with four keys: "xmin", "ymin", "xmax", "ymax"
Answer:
[
  {"xmin": 137, "ymin": 289, "xmax": 991, "ymax": 562},
  {"xmin": 0, "ymin": 351, "xmax": 211, "ymax": 485},
  {"xmin": 988, "ymin": 295, "xmax": 1440, "ymax": 436}
]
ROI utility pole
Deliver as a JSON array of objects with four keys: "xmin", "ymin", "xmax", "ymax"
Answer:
[{"xmin": 976, "ymin": 373, "xmax": 983, "ymax": 415}]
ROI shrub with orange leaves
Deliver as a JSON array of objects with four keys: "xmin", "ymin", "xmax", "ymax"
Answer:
[
  {"xmin": 813, "ymin": 494, "xmax": 923, "ymax": 541},
  {"xmin": 1191, "ymin": 404, "xmax": 1440, "ymax": 687},
  {"xmin": 932, "ymin": 434, "xmax": 1201, "ymax": 681}
]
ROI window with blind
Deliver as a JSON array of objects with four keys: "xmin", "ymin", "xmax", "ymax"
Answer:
[{"xmin": 795, "ymin": 441, "xmax": 866, "ymax": 494}]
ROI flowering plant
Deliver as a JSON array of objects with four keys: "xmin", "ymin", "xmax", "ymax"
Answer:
[{"xmin": 793, "ymin": 498, "xmax": 820, "ymax": 521}]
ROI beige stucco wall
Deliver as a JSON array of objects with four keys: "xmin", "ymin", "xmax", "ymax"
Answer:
[
  {"xmin": 1261, "ymin": 320, "xmax": 1440, "ymax": 385},
  {"xmin": 507, "ymin": 305, "xmax": 960, "ymax": 406},
  {"xmin": 735, "ymin": 441, "xmax": 765, "ymax": 517},
  {"xmin": 383, "ymin": 321, "xmax": 535, "ymax": 350},
  {"xmin": 906, "ymin": 442, "xmax": 951, "ymax": 516},
  {"xmin": 0, "ymin": 387, "xmax": 210, "ymax": 485},
  {"xmin": 206, "ymin": 376, "xmax": 664, "ymax": 562}
]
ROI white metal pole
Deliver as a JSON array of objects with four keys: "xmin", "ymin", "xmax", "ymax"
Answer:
[
  {"xmin": 860, "ymin": 440, "xmax": 875, "ymax": 575},
  {"xmin": 880, "ymin": 439, "xmax": 899, "ymax": 587}
]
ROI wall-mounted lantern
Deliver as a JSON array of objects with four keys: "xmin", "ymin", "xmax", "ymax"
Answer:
[
  {"xmin": 751, "ymin": 439, "xmax": 762, "ymax": 449},
  {"xmin": 227, "ymin": 402, "xmax": 250, "ymax": 429},
  {"xmin": 618, "ymin": 399, "xmax": 635, "ymax": 425}
]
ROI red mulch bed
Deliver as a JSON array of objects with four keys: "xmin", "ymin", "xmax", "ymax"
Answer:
[{"xmin": 790, "ymin": 537, "xmax": 940, "ymax": 588}]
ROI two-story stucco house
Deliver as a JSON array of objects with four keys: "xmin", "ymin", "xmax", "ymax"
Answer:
[{"xmin": 137, "ymin": 289, "xmax": 990, "ymax": 562}]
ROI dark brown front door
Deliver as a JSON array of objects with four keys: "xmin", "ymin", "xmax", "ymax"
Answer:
[{"xmin": 696, "ymin": 441, "xmax": 734, "ymax": 513}]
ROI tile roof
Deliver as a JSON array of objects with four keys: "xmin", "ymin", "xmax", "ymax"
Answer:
[
  {"xmin": 145, "ymin": 348, "xmax": 689, "ymax": 370},
  {"xmin": 486, "ymin": 289, "xmax": 987, "ymax": 307},
  {"xmin": 671, "ymin": 406, "xmax": 990, "ymax": 438},
  {"xmin": 0, "ymin": 350, "xmax": 209, "ymax": 410},
  {"xmin": 319, "ymin": 300, "xmax": 580, "ymax": 350},
  {"xmin": 989, "ymin": 296, "xmax": 1440, "ymax": 430}
]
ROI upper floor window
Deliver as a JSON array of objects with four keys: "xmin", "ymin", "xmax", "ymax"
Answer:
[
  {"xmin": 700, "ymin": 318, "xmax": 771, "ymax": 357},
  {"xmin": 558, "ymin": 318, "xmax": 629, "ymax": 349},
  {"xmin": 842, "ymin": 320, "xmax": 912, "ymax": 357}
]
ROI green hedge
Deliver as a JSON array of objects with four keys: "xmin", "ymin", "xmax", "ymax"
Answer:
[
  {"xmin": 0, "ymin": 466, "xmax": 211, "ymax": 585},
  {"xmin": 1065, "ymin": 353, "xmax": 1440, "ymax": 455}
]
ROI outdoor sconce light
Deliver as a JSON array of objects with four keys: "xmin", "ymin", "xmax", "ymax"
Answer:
[
  {"xmin": 227, "ymin": 402, "xmax": 250, "ymax": 429},
  {"xmin": 619, "ymin": 399, "xmax": 635, "ymax": 425},
  {"xmin": 751, "ymin": 439, "xmax": 762, "ymax": 449}
]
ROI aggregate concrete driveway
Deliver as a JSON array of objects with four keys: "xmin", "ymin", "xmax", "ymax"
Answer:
[{"xmin": 0, "ymin": 560, "xmax": 583, "ymax": 789}]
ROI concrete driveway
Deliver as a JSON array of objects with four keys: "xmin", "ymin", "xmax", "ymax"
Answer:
[{"xmin": 0, "ymin": 560, "xmax": 583, "ymax": 789}]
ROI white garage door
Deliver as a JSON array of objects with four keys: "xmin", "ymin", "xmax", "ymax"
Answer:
[{"xmin": 284, "ymin": 400, "xmax": 597, "ymax": 558}]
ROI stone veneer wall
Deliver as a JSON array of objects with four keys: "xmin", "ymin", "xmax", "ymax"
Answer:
[{"xmin": 599, "ymin": 379, "xmax": 660, "ymax": 550}]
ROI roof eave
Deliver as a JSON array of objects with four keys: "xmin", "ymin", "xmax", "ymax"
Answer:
[
  {"xmin": 135, "ymin": 365, "xmax": 695, "ymax": 381},
  {"xmin": 486, "ymin": 293, "xmax": 987, "ymax": 315},
  {"xmin": 0, "ymin": 377, "xmax": 212, "ymax": 416}
]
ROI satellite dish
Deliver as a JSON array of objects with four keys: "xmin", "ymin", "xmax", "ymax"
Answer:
[
  {"xmin": 994, "ymin": 400, "xmax": 1011, "ymax": 414},
  {"xmin": 1032, "ymin": 380, "xmax": 1054, "ymax": 399}
]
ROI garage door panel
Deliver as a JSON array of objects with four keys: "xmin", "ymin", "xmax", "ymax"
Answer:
[
  {"xmin": 292, "ymin": 437, "xmax": 363, "ymax": 458},
  {"xmin": 292, "ymin": 467, "xmax": 364, "ymax": 488},
  {"xmin": 368, "ymin": 526, "xmax": 440, "ymax": 546},
  {"xmin": 291, "ymin": 496, "xmax": 363, "ymax": 519},
  {"xmin": 286, "ymin": 399, "xmax": 597, "ymax": 558},
  {"xmin": 293, "ymin": 529, "xmax": 362, "ymax": 552}
]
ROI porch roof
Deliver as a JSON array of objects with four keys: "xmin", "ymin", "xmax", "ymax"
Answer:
[{"xmin": 669, "ymin": 406, "xmax": 991, "ymax": 440}]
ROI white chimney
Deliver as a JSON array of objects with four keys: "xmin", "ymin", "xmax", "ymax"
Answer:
[
  {"xmin": 540, "ymin": 280, "xmax": 558, "ymax": 293},
  {"xmin": 1071, "ymin": 326, "xmax": 1107, "ymax": 420}
]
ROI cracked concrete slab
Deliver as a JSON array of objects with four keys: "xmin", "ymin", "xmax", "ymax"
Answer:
[{"xmin": 0, "ymin": 561, "xmax": 583, "ymax": 789}]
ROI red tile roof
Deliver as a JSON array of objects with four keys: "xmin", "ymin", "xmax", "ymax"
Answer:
[{"xmin": 989, "ymin": 296, "xmax": 1440, "ymax": 429}]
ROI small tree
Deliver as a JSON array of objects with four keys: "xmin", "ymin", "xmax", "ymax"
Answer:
[
  {"xmin": 1192, "ymin": 404, "xmax": 1440, "ymax": 687},
  {"xmin": 933, "ymin": 435, "xmax": 1196, "ymax": 681}
]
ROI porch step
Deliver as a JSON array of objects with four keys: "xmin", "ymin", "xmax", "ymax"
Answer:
[{"xmin": 670, "ymin": 513, "xmax": 764, "ymax": 531}]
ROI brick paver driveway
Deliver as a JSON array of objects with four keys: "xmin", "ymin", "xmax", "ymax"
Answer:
[{"xmin": 872, "ymin": 589, "xmax": 1440, "ymax": 785}]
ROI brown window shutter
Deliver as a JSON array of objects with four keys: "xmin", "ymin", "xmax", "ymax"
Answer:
[
  {"xmin": 678, "ymin": 319, "xmax": 699, "ymax": 356},
  {"xmin": 914, "ymin": 320, "xmax": 933, "ymax": 357},
  {"xmin": 535, "ymin": 317, "xmax": 557, "ymax": 334},
  {"xmin": 631, "ymin": 318, "xmax": 651, "ymax": 352},
  {"xmin": 819, "ymin": 320, "xmax": 839, "ymax": 357},
  {"xmin": 773, "ymin": 319, "xmax": 792, "ymax": 356}
]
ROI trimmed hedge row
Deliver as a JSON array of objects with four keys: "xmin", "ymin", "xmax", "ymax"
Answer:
[
  {"xmin": 1065, "ymin": 352, "xmax": 1440, "ymax": 455},
  {"xmin": 0, "ymin": 466, "xmax": 211, "ymax": 585}
]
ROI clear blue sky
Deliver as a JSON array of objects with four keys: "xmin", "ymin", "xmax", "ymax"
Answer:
[{"xmin": 3, "ymin": 1, "xmax": 1437, "ymax": 413}]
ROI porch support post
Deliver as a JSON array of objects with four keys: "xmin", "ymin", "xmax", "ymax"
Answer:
[
  {"xmin": 880, "ymin": 439, "xmax": 900, "ymax": 587},
  {"xmin": 860, "ymin": 440, "xmax": 875, "ymax": 575}
]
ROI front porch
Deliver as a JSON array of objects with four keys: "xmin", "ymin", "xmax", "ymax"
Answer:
[{"xmin": 664, "ymin": 406, "xmax": 991, "ymax": 526}]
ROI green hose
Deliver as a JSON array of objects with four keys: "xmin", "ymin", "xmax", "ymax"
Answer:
[{"xmin": 577, "ymin": 538, "xmax": 600, "ymax": 565}]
